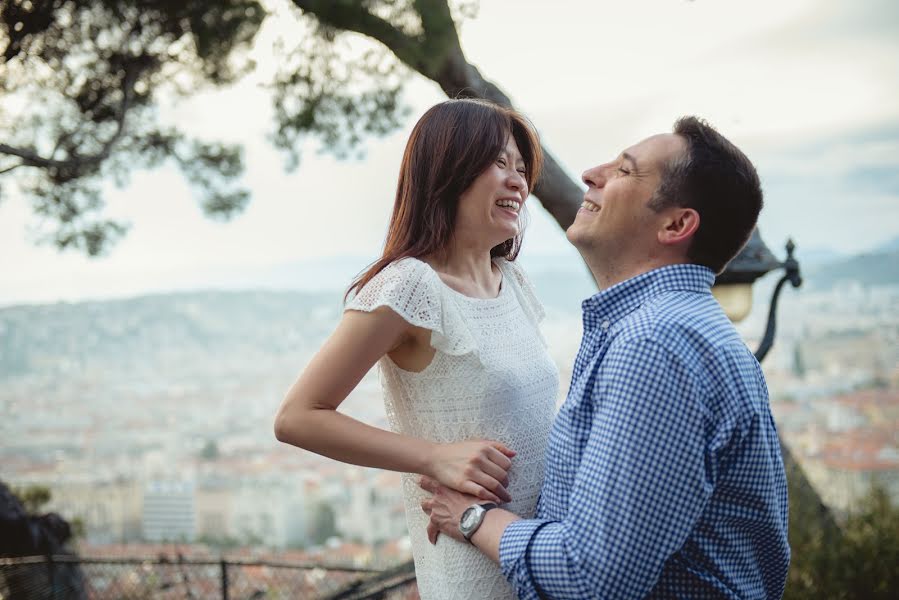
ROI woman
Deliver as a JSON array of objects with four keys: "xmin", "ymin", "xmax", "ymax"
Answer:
[{"xmin": 274, "ymin": 99, "xmax": 559, "ymax": 599}]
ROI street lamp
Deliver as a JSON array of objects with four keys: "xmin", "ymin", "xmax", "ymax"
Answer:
[{"xmin": 712, "ymin": 229, "xmax": 803, "ymax": 362}]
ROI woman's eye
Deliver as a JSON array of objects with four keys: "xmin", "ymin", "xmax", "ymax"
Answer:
[
  {"xmin": 517, "ymin": 168, "xmax": 527, "ymax": 175},
  {"xmin": 497, "ymin": 158, "xmax": 507, "ymax": 167}
]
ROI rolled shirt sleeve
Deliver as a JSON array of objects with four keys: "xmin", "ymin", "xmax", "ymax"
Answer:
[{"xmin": 500, "ymin": 338, "xmax": 714, "ymax": 599}]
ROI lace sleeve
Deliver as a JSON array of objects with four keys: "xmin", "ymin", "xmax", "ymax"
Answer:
[{"xmin": 345, "ymin": 258, "xmax": 476, "ymax": 356}]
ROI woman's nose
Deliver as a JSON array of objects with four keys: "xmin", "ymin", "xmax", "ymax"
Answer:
[{"xmin": 506, "ymin": 171, "xmax": 525, "ymax": 191}]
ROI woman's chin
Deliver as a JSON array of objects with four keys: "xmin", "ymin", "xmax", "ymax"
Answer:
[{"xmin": 491, "ymin": 227, "xmax": 519, "ymax": 247}]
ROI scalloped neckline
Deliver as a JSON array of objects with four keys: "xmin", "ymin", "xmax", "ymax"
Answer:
[{"xmin": 409, "ymin": 257, "xmax": 507, "ymax": 302}]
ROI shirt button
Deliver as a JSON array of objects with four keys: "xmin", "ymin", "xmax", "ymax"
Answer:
[{"xmin": 601, "ymin": 320, "xmax": 611, "ymax": 330}]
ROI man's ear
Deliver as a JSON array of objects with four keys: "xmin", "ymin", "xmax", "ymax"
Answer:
[{"xmin": 658, "ymin": 208, "xmax": 699, "ymax": 246}]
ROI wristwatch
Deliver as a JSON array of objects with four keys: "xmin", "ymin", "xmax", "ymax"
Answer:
[{"xmin": 459, "ymin": 502, "xmax": 498, "ymax": 542}]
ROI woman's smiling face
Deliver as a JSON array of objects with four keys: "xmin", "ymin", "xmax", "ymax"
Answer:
[{"xmin": 455, "ymin": 134, "xmax": 529, "ymax": 248}]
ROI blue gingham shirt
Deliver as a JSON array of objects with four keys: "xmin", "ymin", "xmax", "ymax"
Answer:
[{"xmin": 499, "ymin": 264, "xmax": 790, "ymax": 599}]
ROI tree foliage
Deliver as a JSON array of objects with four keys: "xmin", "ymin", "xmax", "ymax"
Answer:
[
  {"xmin": 0, "ymin": 0, "xmax": 265, "ymax": 254},
  {"xmin": 785, "ymin": 485, "xmax": 899, "ymax": 599},
  {"xmin": 1, "ymin": 0, "xmax": 585, "ymax": 256},
  {"xmin": 11, "ymin": 484, "xmax": 52, "ymax": 514}
]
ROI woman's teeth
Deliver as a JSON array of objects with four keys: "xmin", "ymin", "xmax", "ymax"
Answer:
[
  {"xmin": 581, "ymin": 200, "xmax": 600, "ymax": 212},
  {"xmin": 496, "ymin": 199, "xmax": 520, "ymax": 212}
]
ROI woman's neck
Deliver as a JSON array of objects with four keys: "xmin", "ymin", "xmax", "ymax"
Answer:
[{"xmin": 425, "ymin": 243, "xmax": 500, "ymax": 296}]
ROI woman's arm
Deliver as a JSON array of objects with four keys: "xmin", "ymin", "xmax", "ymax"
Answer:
[{"xmin": 274, "ymin": 307, "xmax": 515, "ymax": 503}]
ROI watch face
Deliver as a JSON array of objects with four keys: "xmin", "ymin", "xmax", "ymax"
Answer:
[{"xmin": 461, "ymin": 507, "xmax": 478, "ymax": 530}]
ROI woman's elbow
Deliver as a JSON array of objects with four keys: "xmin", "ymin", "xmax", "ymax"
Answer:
[{"xmin": 273, "ymin": 405, "xmax": 304, "ymax": 446}]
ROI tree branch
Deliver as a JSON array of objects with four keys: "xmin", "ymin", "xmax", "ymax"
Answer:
[
  {"xmin": 291, "ymin": 0, "xmax": 429, "ymax": 72},
  {"xmin": 412, "ymin": 0, "xmax": 461, "ymax": 74},
  {"xmin": 0, "ymin": 143, "xmax": 70, "ymax": 170},
  {"xmin": 0, "ymin": 63, "xmax": 139, "ymax": 173},
  {"xmin": 0, "ymin": 161, "xmax": 25, "ymax": 175}
]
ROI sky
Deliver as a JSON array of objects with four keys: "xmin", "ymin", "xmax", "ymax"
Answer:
[{"xmin": 2, "ymin": 0, "xmax": 898, "ymax": 306}]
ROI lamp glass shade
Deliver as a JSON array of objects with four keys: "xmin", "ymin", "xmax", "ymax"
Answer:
[{"xmin": 712, "ymin": 283, "xmax": 753, "ymax": 322}]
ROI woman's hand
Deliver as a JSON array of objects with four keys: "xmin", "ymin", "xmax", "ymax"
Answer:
[{"xmin": 424, "ymin": 440, "xmax": 516, "ymax": 504}]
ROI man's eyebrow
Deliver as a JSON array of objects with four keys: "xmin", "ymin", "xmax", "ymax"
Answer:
[{"xmin": 622, "ymin": 152, "xmax": 639, "ymax": 171}]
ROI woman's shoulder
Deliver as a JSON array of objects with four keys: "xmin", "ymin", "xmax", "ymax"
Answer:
[
  {"xmin": 346, "ymin": 256, "xmax": 440, "ymax": 315},
  {"xmin": 495, "ymin": 258, "xmax": 546, "ymax": 324},
  {"xmin": 347, "ymin": 256, "xmax": 478, "ymax": 357},
  {"xmin": 356, "ymin": 256, "xmax": 434, "ymax": 290}
]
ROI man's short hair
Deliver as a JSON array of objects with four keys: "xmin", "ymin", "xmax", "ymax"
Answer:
[{"xmin": 649, "ymin": 116, "xmax": 763, "ymax": 274}]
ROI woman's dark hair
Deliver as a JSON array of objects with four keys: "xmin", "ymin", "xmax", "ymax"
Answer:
[
  {"xmin": 346, "ymin": 99, "xmax": 542, "ymax": 300},
  {"xmin": 650, "ymin": 116, "xmax": 763, "ymax": 274}
]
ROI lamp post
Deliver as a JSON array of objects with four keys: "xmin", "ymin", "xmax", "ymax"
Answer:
[{"xmin": 712, "ymin": 229, "xmax": 803, "ymax": 362}]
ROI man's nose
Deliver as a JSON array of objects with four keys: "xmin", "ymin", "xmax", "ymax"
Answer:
[{"xmin": 581, "ymin": 165, "xmax": 606, "ymax": 189}]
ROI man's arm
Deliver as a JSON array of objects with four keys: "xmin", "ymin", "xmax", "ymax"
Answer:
[
  {"xmin": 500, "ymin": 338, "xmax": 713, "ymax": 598},
  {"xmin": 425, "ymin": 337, "xmax": 715, "ymax": 599}
]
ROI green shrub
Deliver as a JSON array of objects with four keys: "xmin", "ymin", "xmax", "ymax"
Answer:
[{"xmin": 785, "ymin": 485, "xmax": 899, "ymax": 599}]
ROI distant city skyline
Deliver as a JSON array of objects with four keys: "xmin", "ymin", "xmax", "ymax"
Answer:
[{"xmin": 3, "ymin": 0, "xmax": 898, "ymax": 306}]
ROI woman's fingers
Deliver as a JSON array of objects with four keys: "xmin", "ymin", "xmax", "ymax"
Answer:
[
  {"xmin": 484, "ymin": 445, "xmax": 514, "ymax": 472},
  {"xmin": 429, "ymin": 440, "xmax": 516, "ymax": 500},
  {"xmin": 460, "ymin": 481, "xmax": 503, "ymax": 505},
  {"xmin": 464, "ymin": 470, "xmax": 511, "ymax": 503},
  {"xmin": 491, "ymin": 442, "xmax": 517, "ymax": 459},
  {"xmin": 476, "ymin": 454, "xmax": 512, "ymax": 486}
]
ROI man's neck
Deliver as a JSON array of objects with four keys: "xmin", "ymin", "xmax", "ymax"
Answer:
[{"xmin": 584, "ymin": 253, "xmax": 690, "ymax": 291}]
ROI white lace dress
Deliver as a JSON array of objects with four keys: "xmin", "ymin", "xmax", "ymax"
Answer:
[{"xmin": 346, "ymin": 257, "xmax": 559, "ymax": 600}]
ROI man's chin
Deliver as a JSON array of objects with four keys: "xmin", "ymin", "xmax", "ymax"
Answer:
[{"xmin": 565, "ymin": 223, "xmax": 586, "ymax": 247}]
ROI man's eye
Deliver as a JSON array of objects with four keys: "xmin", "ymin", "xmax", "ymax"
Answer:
[{"xmin": 617, "ymin": 167, "xmax": 630, "ymax": 175}]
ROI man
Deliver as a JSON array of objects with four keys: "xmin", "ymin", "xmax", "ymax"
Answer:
[{"xmin": 420, "ymin": 116, "xmax": 790, "ymax": 599}]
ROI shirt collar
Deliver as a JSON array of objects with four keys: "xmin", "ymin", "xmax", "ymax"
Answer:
[{"xmin": 582, "ymin": 263, "xmax": 716, "ymax": 325}]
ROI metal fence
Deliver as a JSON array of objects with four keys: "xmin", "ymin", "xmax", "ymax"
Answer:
[{"xmin": 0, "ymin": 555, "xmax": 418, "ymax": 600}]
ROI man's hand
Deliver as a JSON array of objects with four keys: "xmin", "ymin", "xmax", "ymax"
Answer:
[{"xmin": 419, "ymin": 475, "xmax": 482, "ymax": 544}]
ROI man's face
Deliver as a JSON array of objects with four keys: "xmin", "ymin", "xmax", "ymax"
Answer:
[{"xmin": 566, "ymin": 133, "xmax": 687, "ymax": 259}]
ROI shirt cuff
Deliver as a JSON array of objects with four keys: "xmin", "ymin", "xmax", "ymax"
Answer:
[{"xmin": 499, "ymin": 518, "xmax": 549, "ymax": 581}]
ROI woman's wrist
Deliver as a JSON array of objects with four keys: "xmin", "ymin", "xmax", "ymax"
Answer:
[{"xmin": 417, "ymin": 440, "xmax": 439, "ymax": 478}]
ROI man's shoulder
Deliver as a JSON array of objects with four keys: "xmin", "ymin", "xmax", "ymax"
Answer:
[
  {"xmin": 616, "ymin": 289, "xmax": 722, "ymax": 335},
  {"xmin": 612, "ymin": 291, "xmax": 749, "ymax": 366},
  {"xmin": 606, "ymin": 291, "xmax": 767, "ymax": 417}
]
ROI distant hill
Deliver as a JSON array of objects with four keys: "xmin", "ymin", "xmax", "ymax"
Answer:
[
  {"xmin": 805, "ymin": 250, "xmax": 899, "ymax": 290},
  {"xmin": 873, "ymin": 235, "xmax": 899, "ymax": 253},
  {"xmin": 3, "ymin": 247, "xmax": 895, "ymax": 380},
  {"xmin": 0, "ymin": 290, "xmax": 342, "ymax": 379}
]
